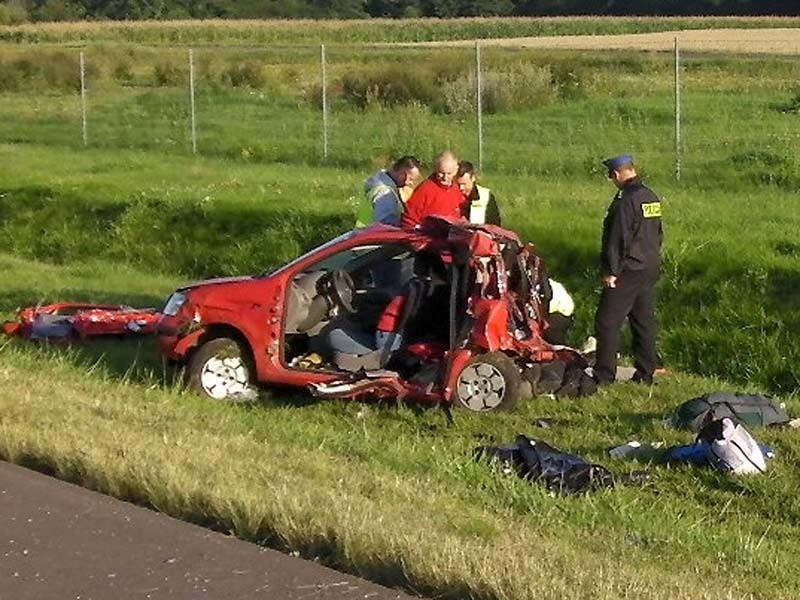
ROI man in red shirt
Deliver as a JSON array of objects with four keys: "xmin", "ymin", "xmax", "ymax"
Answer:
[{"xmin": 402, "ymin": 151, "xmax": 465, "ymax": 229}]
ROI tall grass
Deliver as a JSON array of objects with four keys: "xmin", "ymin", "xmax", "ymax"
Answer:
[{"xmin": 3, "ymin": 16, "xmax": 800, "ymax": 46}]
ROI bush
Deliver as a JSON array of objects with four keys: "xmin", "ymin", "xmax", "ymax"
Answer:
[
  {"xmin": 0, "ymin": 51, "xmax": 92, "ymax": 92},
  {"xmin": 220, "ymin": 60, "xmax": 265, "ymax": 89},
  {"xmin": 441, "ymin": 63, "xmax": 555, "ymax": 114},
  {"xmin": 342, "ymin": 65, "xmax": 439, "ymax": 110},
  {"xmin": 0, "ymin": 0, "xmax": 28, "ymax": 24},
  {"xmin": 112, "ymin": 59, "xmax": 134, "ymax": 84},
  {"xmin": 153, "ymin": 60, "xmax": 184, "ymax": 87},
  {"xmin": 41, "ymin": 51, "xmax": 82, "ymax": 91},
  {"xmin": 0, "ymin": 60, "xmax": 22, "ymax": 91},
  {"xmin": 32, "ymin": 0, "xmax": 85, "ymax": 22}
]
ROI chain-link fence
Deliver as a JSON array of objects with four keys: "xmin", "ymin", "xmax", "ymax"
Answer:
[{"xmin": 2, "ymin": 39, "xmax": 800, "ymax": 182}]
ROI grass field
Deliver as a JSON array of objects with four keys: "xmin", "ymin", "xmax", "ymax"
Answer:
[{"xmin": 3, "ymin": 19, "xmax": 800, "ymax": 599}]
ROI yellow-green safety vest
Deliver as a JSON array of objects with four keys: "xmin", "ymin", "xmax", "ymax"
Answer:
[
  {"xmin": 355, "ymin": 182, "xmax": 399, "ymax": 228},
  {"xmin": 468, "ymin": 185, "xmax": 491, "ymax": 225}
]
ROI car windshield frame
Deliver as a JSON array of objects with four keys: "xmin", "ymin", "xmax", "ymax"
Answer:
[{"xmin": 259, "ymin": 231, "xmax": 359, "ymax": 278}]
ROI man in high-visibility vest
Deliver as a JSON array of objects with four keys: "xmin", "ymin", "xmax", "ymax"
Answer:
[
  {"xmin": 356, "ymin": 156, "xmax": 421, "ymax": 228},
  {"xmin": 455, "ymin": 161, "xmax": 501, "ymax": 226}
]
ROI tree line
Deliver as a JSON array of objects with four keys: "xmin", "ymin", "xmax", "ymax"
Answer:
[{"xmin": 1, "ymin": 0, "xmax": 798, "ymax": 23}]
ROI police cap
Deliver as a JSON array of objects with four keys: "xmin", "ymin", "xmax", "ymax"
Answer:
[{"xmin": 602, "ymin": 154, "xmax": 634, "ymax": 170}]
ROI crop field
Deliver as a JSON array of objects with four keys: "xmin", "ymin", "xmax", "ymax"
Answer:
[{"xmin": 2, "ymin": 18, "xmax": 800, "ymax": 599}]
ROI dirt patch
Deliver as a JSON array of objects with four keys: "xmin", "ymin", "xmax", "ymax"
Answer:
[{"xmin": 417, "ymin": 28, "xmax": 800, "ymax": 55}]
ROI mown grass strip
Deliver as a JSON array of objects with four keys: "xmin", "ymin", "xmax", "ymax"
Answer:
[{"xmin": 1, "ymin": 336, "xmax": 798, "ymax": 599}]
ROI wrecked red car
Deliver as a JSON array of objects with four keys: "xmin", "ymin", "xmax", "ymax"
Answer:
[{"xmin": 157, "ymin": 217, "xmax": 584, "ymax": 411}]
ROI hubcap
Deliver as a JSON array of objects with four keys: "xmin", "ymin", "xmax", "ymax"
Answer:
[
  {"xmin": 456, "ymin": 362, "xmax": 506, "ymax": 411},
  {"xmin": 200, "ymin": 355, "xmax": 249, "ymax": 400}
]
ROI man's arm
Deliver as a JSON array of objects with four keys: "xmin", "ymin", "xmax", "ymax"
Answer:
[
  {"xmin": 602, "ymin": 197, "xmax": 636, "ymax": 283},
  {"xmin": 371, "ymin": 188, "xmax": 401, "ymax": 226},
  {"xmin": 602, "ymin": 201, "xmax": 623, "ymax": 278}
]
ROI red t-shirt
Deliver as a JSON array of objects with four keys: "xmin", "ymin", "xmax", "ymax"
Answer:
[{"xmin": 402, "ymin": 178, "xmax": 465, "ymax": 229}]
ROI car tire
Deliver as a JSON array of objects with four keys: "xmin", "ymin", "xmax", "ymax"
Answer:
[
  {"xmin": 187, "ymin": 337, "xmax": 256, "ymax": 402},
  {"xmin": 452, "ymin": 352, "xmax": 521, "ymax": 412}
]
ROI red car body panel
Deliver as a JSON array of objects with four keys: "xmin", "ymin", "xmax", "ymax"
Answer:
[{"xmin": 157, "ymin": 218, "xmax": 579, "ymax": 404}]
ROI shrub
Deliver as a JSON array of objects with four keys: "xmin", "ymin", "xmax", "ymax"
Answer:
[
  {"xmin": 0, "ymin": 0, "xmax": 28, "ymax": 24},
  {"xmin": 0, "ymin": 51, "xmax": 91, "ymax": 92},
  {"xmin": 441, "ymin": 63, "xmax": 555, "ymax": 114},
  {"xmin": 342, "ymin": 66, "xmax": 438, "ymax": 110},
  {"xmin": 0, "ymin": 60, "xmax": 22, "ymax": 91},
  {"xmin": 220, "ymin": 60, "xmax": 265, "ymax": 89},
  {"xmin": 153, "ymin": 60, "xmax": 184, "ymax": 87},
  {"xmin": 112, "ymin": 59, "xmax": 134, "ymax": 84},
  {"xmin": 41, "ymin": 51, "xmax": 82, "ymax": 91}
]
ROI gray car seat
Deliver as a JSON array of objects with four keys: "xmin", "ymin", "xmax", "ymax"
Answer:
[{"xmin": 332, "ymin": 278, "xmax": 428, "ymax": 373}]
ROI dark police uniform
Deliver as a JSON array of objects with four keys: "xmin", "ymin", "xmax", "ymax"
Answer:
[{"xmin": 594, "ymin": 176, "xmax": 663, "ymax": 384}]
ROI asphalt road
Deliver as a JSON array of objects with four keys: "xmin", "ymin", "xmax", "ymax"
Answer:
[{"xmin": 0, "ymin": 461, "xmax": 418, "ymax": 600}]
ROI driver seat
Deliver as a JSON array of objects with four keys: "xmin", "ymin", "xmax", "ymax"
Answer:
[{"xmin": 332, "ymin": 278, "xmax": 428, "ymax": 373}]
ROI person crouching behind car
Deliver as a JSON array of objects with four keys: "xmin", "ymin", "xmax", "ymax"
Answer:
[{"xmin": 542, "ymin": 279, "xmax": 574, "ymax": 345}]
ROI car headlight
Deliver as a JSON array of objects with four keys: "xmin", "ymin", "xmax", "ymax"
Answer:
[{"xmin": 162, "ymin": 292, "xmax": 187, "ymax": 317}]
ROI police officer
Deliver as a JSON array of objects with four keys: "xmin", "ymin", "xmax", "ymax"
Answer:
[
  {"xmin": 593, "ymin": 154, "xmax": 663, "ymax": 385},
  {"xmin": 455, "ymin": 161, "xmax": 501, "ymax": 226},
  {"xmin": 356, "ymin": 156, "xmax": 421, "ymax": 228}
]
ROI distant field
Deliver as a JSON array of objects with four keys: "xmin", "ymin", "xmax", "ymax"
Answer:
[
  {"xmin": 428, "ymin": 27, "xmax": 800, "ymax": 55},
  {"xmin": 3, "ymin": 16, "xmax": 800, "ymax": 45}
]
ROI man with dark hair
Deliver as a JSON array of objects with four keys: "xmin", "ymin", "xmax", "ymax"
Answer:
[
  {"xmin": 456, "ymin": 161, "xmax": 501, "ymax": 226},
  {"xmin": 357, "ymin": 155, "xmax": 421, "ymax": 228},
  {"xmin": 593, "ymin": 154, "xmax": 663, "ymax": 385},
  {"xmin": 402, "ymin": 151, "xmax": 464, "ymax": 229}
]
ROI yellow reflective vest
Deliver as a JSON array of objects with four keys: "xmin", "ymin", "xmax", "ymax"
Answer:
[{"xmin": 468, "ymin": 185, "xmax": 492, "ymax": 225}]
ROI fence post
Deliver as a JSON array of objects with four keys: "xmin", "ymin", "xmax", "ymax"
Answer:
[
  {"xmin": 674, "ymin": 36, "xmax": 681, "ymax": 182},
  {"xmin": 320, "ymin": 44, "xmax": 329, "ymax": 162},
  {"xmin": 79, "ymin": 50, "xmax": 88, "ymax": 146},
  {"xmin": 475, "ymin": 41, "xmax": 483, "ymax": 171},
  {"xmin": 188, "ymin": 48, "xmax": 197, "ymax": 155}
]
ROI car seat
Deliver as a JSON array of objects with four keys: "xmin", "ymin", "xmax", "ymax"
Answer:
[{"xmin": 332, "ymin": 277, "xmax": 429, "ymax": 373}]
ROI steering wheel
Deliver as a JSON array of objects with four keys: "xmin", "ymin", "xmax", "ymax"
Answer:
[{"xmin": 322, "ymin": 269, "xmax": 356, "ymax": 315}]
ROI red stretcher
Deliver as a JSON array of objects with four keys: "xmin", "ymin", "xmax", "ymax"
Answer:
[{"xmin": 2, "ymin": 302, "xmax": 161, "ymax": 341}]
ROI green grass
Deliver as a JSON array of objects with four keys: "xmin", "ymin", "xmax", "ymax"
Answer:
[
  {"xmin": 3, "ymin": 138, "xmax": 800, "ymax": 394},
  {"xmin": 3, "ymin": 30, "xmax": 800, "ymax": 597}
]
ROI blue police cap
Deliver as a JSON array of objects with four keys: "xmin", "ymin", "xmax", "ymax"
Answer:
[{"xmin": 602, "ymin": 154, "xmax": 634, "ymax": 170}]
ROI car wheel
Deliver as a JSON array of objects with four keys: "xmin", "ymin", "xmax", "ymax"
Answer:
[
  {"xmin": 187, "ymin": 337, "xmax": 255, "ymax": 402},
  {"xmin": 453, "ymin": 352, "xmax": 521, "ymax": 412}
]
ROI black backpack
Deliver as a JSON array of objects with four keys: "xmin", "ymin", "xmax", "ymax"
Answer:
[
  {"xmin": 475, "ymin": 435, "xmax": 615, "ymax": 494},
  {"xmin": 672, "ymin": 392, "xmax": 790, "ymax": 432}
]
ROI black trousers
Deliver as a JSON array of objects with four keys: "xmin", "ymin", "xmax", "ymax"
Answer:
[
  {"xmin": 593, "ymin": 268, "xmax": 659, "ymax": 383},
  {"xmin": 543, "ymin": 313, "xmax": 573, "ymax": 346}
]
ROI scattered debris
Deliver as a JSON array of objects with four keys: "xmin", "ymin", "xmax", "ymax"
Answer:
[
  {"xmin": 669, "ymin": 391, "xmax": 791, "ymax": 431},
  {"xmin": 2, "ymin": 303, "xmax": 161, "ymax": 342},
  {"xmin": 475, "ymin": 434, "xmax": 620, "ymax": 494}
]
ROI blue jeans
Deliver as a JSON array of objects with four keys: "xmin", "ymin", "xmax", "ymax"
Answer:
[{"xmin": 327, "ymin": 327, "xmax": 403, "ymax": 356}]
